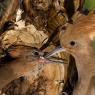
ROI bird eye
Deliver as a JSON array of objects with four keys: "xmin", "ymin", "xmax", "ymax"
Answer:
[
  {"xmin": 34, "ymin": 51, "xmax": 39, "ymax": 56},
  {"xmin": 32, "ymin": 50, "xmax": 40, "ymax": 57},
  {"xmin": 69, "ymin": 41, "xmax": 76, "ymax": 46}
]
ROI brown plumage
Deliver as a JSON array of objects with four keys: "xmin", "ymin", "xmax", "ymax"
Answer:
[
  {"xmin": 0, "ymin": 45, "xmax": 44, "ymax": 90},
  {"xmin": 59, "ymin": 12, "xmax": 95, "ymax": 95},
  {"xmin": 45, "ymin": 12, "xmax": 95, "ymax": 95},
  {"xmin": 0, "ymin": 45, "xmax": 67, "ymax": 95}
]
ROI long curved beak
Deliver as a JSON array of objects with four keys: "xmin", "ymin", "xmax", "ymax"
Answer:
[{"xmin": 44, "ymin": 46, "xmax": 66, "ymax": 58}]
